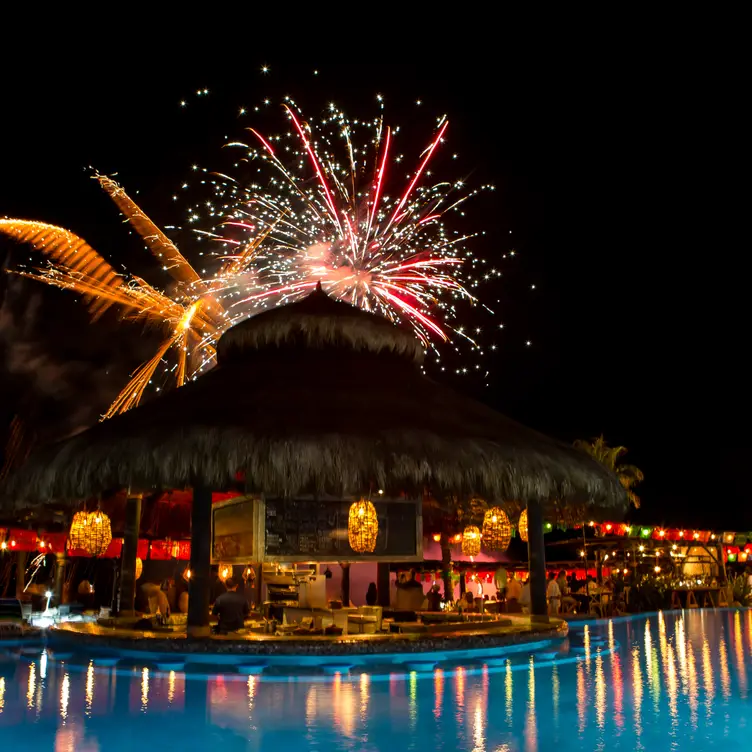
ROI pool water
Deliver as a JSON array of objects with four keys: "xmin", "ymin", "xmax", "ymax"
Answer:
[{"xmin": 1, "ymin": 609, "xmax": 751, "ymax": 751}]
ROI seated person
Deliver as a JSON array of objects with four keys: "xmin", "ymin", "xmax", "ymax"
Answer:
[
  {"xmin": 546, "ymin": 572, "xmax": 561, "ymax": 614},
  {"xmin": 462, "ymin": 590, "xmax": 477, "ymax": 612},
  {"xmin": 506, "ymin": 575, "xmax": 523, "ymax": 612},
  {"xmin": 212, "ymin": 577, "xmax": 249, "ymax": 633}
]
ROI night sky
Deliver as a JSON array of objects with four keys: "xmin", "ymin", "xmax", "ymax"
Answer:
[{"xmin": 0, "ymin": 57, "xmax": 738, "ymax": 527}]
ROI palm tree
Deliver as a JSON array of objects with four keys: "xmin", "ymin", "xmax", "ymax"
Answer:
[{"xmin": 574, "ymin": 435, "xmax": 644, "ymax": 507}]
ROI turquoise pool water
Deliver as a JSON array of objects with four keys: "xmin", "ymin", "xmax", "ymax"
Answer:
[{"xmin": 1, "ymin": 609, "xmax": 751, "ymax": 750}]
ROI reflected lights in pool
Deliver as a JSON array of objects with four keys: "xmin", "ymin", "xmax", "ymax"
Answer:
[
  {"xmin": 360, "ymin": 672, "xmax": 369, "ymax": 721},
  {"xmin": 0, "ymin": 677, "xmax": 5, "ymax": 713},
  {"xmin": 576, "ymin": 660, "xmax": 586, "ymax": 735},
  {"xmin": 505, "ymin": 661, "xmax": 513, "ymax": 728},
  {"xmin": 551, "ymin": 663, "xmax": 560, "ymax": 728},
  {"xmin": 140, "ymin": 667, "xmax": 149, "ymax": 712},
  {"xmin": 718, "ymin": 632, "xmax": 731, "ymax": 700},
  {"xmin": 595, "ymin": 651, "xmax": 606, "ymax": 731},
  {"xmin": 433, "ymin": 667, "xmax": 444, "ymax": 720},
  {"xmin": 733, "ymin": 610, "xmax": 747, "ymax": 697},
  {"xmin": 60, "ymin": 672, "xmax": 69, "ymax": 721},
  {"xmin": 525, "ymin": 657, "xmax": 536, "ymax": 752},
  {"xmin": 85, "ymin": 661, "xmax": 94, "ymax": 717},
  {"xmin": 632, "ymin": 646, "xmax": 643, "ymax": 741},
  {"xmin": 27, "ymin": 661, "xmax": 36, "ymax": 710}
]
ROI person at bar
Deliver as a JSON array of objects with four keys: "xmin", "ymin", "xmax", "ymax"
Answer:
[
  {"xmin": 506, "ymin": 573, "xmax": 522, "ymax": 612},
  {"xmin": 212, "ymin": 577, "xmax": 249, "ymax": 633}
]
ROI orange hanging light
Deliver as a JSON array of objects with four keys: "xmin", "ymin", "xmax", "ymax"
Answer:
[
  {"xmin": 482, "ymin": 507, "xmax": 512, "ymax": 551},
  {"xmin": 348, "ymin": 499, "xmax": 379, "ymax": 553},
  {"xmin": 68, "ymin": 511, "xmax": 112, "ymax": 557},
  {"xmin": 518, "ymin": 509, "xmax": 529, "ymax": 542},
  {"xmin": 461, "ymin": 525, "xmax": 481, "ymax": 557}
]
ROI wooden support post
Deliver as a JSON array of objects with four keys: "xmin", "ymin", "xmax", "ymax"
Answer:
[
  {"xmin": 53, "ymin": 552, "xmax": 66, "ymax": 605},
  {"xmin": 340, "ymin": 562, "xmax": 351, "ymax": 606},
  {"xmin": 15, "ymin": 551, "xmax": 28, "ymax": 600},
  {"xmin": 596, "ymin": 549, "xmax": 603, "ymax": 585},
  {"xmin": 377, "ymin": 562, "xmax": 391, "ymax": 607},
  {"xmin": 441, "ymin": 541, "xmax": 453, "ymax": 601},
  {"xmin": 187, "ymin": 484, "xmax": 213, "ymax": 636},
  {"xmin": 526, "ymin": 499, "xmax": 549, "ymax": 622},
  {"xmin": 119, "ymin": 492, "xmax": 142, "ymax": 616}
]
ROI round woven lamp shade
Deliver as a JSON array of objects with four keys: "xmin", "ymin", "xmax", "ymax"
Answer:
[
  {"xmin": 218, "ymin": 562, "xmax": 233, "ymax": 582},
  {"xmin": 482, "ymin": 507, "xmax": 512, "ymax": 551},
  {"xmin": 348, "ymin": 499, "xmax": 379, "ymax": 553},
  {"xmin": 518, "ymin": 509, "xmax": 528, "ymax": 542},
  {"xmin": 135, "ymin": 557, "xmax": 143, "ymax": 580},
  {"xmin": 461, "ymin": 525, "xmax": 481, "ymax": 558},
  {"xmin": 68, "ymin": 511, "xmax": 112, "ymax": 557}
]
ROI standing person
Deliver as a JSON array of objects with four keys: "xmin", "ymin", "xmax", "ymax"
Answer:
[
  {"xmin": 212, "ymin": 577, "xmax": 249, "ymax": 633},
  {"xmin": 426, "ymin": 584, "xmax": 442, "ymax": 611},
  {"xmin": 519, "ymin": 576, "xmax": 531, "ymax": 613},
  {"xmin": 494, "ymin": 565, "xmax": 508, "ymax": 603},
  {"xmin": 546, "ymin": 571, "xmax": 561, "ymax": 614},
  {"xmin": 365, "ymin": 582, "xmax": 378, "ymax": 606},
  {"xmin": 506, "ymin": 573, "xmax": 522, "ymax": 613}
]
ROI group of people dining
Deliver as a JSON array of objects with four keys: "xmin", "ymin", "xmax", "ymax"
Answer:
[{"xmin": 493, "ymin": 567, "xmax": 624, "ymax": 616}]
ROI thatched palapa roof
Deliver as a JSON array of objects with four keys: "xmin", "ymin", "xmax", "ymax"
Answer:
[{"xmin": 5, "ymin": 286, "xmax": 627, "ymax": 511}]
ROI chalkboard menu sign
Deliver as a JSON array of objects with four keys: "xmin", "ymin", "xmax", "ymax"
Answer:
[
  {"xmin": 211, "ymin": 497, "xmax": 257, "ymax": 562},
  {"xmin": 264, "ymin": 499, "xmax": 421, "ymax": 561}
]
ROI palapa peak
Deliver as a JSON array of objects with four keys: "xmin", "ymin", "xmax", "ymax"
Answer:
[{"xmin": 217, "ymin": 282, "xmax": 424, "ymax": 365}]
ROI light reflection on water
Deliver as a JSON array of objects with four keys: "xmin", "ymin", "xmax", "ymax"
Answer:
[{"xmin": 0, "ymin": 610, "xmax": 751, "ymax": 751}]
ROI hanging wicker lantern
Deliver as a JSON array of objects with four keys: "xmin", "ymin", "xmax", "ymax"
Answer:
[
  {"xmin": 218, "ymin": 562, "xmax": 233, "ymax": 582},
  {"xmin": 68, "ymin": 511, "xmax": 112, "ymax": 557},
  {"xmin": 135, "ymin": 557, "xmax": 143, "ymax": 580},
  {"xmin": 518, "ymin": 509, "xmax": 528, "ymax": 542},
  {"xmin": 461, "ymin": 525, "xmax": 481, "ymax": 557},
  {"xmin": 348, "ymin": 499, "xmax": 379, "ymax": 553},
  {"xmin": 482, "ymin": 507, "xmax": 512, "ymax": 551}
]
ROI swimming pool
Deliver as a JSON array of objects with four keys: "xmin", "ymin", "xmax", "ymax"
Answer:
[{"xmin": 1, "ymin": 609, "xmax": 750, "ymax": 750}]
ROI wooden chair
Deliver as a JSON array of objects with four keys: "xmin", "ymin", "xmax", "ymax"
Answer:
[
  {"xmin": 685, "ymin": 590, "xmax": 699, "ymax": 608},
  {"xmin": 560, "ymin": 598, "xmax": 577, "ymax": 615}
]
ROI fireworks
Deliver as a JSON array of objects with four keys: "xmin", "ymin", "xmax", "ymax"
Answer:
[{"xmin": 1, "ymin": 97, "xmax": 500, "ymax": 419}]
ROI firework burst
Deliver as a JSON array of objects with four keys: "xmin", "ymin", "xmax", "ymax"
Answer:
[{"xmin": 0, "ymin": 97, "xmax": 499, "ymax": 419}]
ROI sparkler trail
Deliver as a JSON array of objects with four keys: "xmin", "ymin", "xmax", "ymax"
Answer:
[{"xmin": 1, "ymin": 96, "xmax": 502, "ymax": 419}]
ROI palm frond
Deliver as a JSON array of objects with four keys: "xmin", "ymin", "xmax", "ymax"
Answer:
[
  {"xmin": 574, "ymin": 435, "xmax": 644, "ymax": 508},
  {"xmin": 0, "ymin": 219, "xmax": 124, "ymax": 318}
]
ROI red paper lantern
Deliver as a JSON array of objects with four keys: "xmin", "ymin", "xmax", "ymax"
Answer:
[
  {"xmin": 150, "ymin": 541, "xmax": 174, "ymax": 560},
  {"xmin": 8, "ymin": 529, "xmax": 38, "ymax": 552},
  {"xmin": 172, "ymin": 541, "xmax": 191, "ymax": 560}
]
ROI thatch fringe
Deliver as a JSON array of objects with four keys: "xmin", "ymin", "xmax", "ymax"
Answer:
[
  {"xmin": 6, "ymin": 429, "xmax": 624, "ymax": 509},
  {"xmin": 218, "ymin": 287, "xmax": 424, "ymax": 364}
]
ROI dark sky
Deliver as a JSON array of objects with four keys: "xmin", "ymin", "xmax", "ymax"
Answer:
[{"xmin": 0, "ymin": 53, "xmax": 741, "ymax": 526}]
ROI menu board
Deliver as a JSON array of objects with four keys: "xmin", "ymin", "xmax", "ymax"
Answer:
[
  {"xmin": 211, "ymin": 497, "xmax": 256, "ymax": 561},
  {"xmin": 264, "ymin": 499, "xmax": 420, "ymax": 560}
]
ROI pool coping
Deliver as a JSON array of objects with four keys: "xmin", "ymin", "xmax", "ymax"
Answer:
[{"xmin": 44, "ymin": 616, "xmax": 568, "ymax": 657}]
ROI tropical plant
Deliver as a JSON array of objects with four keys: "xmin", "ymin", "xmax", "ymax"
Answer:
[{"xmin": 573, "ymin": 435, "xmax": 644, "ymax": 508}]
